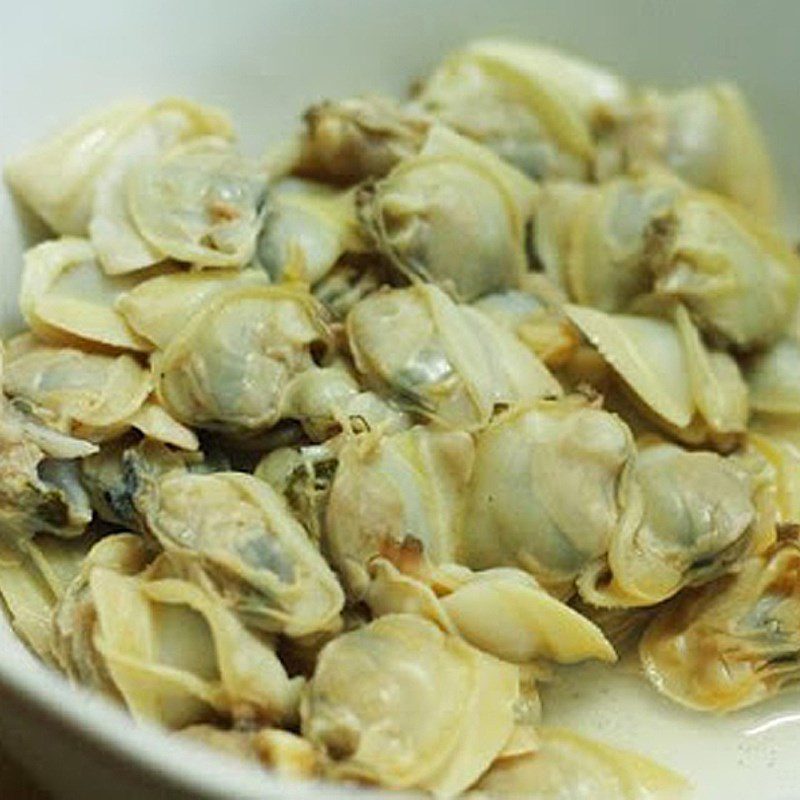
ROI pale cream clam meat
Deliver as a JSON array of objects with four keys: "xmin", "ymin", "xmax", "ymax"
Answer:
[{"xmin": 4, "ymin": 34, "xmax": 800, "ymax": 800}]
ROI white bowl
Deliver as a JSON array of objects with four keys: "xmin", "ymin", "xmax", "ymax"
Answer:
[{"xmin": 2, "ymin": 2, "xmax": 800, "ymax": 798}]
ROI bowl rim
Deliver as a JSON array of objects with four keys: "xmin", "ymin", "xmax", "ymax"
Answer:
[{"xmin": 0, "ymin": 623, "xmax": 400, "ymax": 799}]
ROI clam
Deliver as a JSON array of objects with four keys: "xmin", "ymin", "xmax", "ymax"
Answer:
[
  {"xmin": 301, "ymin": 613, "xmax": 519, "ymax": 797},
  {"xmin": 53, "ymin": 534, "xmax": 151, "ymax": 693},
  {"xmin": 324, "ymin": 425, "xmax": 473, "ymax": 598},
  {"xmin": 535, "ymin": 174, "xmax": 800, "ymax": 349},
  {"xmin": 255, "ymin": 443, "xmax": 339, "ymax": 545},
  {"xmin": 0, "ymin": 412, "xmax": 93, "ymax": 543},
  {"xmin": 4, "ymin": 98, "xmax": 232, "ymax": 244},
  {"xmin": 579, "ymin": 440, "xmax": 770, "ymax": 608},
  {"xmin": 116, "ymin": 268, "xmax": 268, "ymax": 350},
  {"xmin": 346, "ymin": 284, "xmax": 561, "ymax": 431},
  {"xmin": 128, "ymin": 136, "xmax": 268, "ymax": 269},
  {"xmin": 640, "ymin": 528, "xmax": 800, "ymax": 712},
  {"xmin": 89, "ymin": 104, "xmax": 234, "ymax": 274},
  {"xmin": 2, "ymin": 334, "xmax": 152, "ymax": 441},
  {"xmin": 153, "ymin": 285, "xmax": 331, "ymax": 432},
  {"xmin": 138, "ymin": 470, "xmax": 345, "ymax": 637},
  {"xmin": 745, "ymin": 337, "xmax": 800, "ymax": 416},
  {"xmin": 280, "ymin": 361, "xmax": 410, "ymax": 442},
  {"xmin": 415, "ymin": 39, "xmax": 630, "ymax": 180},
  {"xmin": 53, "ymin": 534, "xmax": 303, "ymax": 728},
  {"xmin": 472, "ymin": 727, "xmax": 688, "ymax": 799},
  {"xmin": 472, "ymin": 290, "xmax": 580, "ymax": 368},
  {"xmin": 645, "ymin": 191, "xmax": 800, "ymax": 349},
  {"xmin": 254, "ymin": 178, "xmax": 365, "ymax": 284},
  {"xmin": 365, "ymin": 559, "xmax": 616, "ymax": 666},
  {"xmin": 359, "ymin": 125, "xmax": 537, "ymax": 302},
  {"xmin": 20, "ymin": 237, "xmax": 153, "ymax": 353},
  {"xmin": 0, "ymin": 345, "xmax": 96, "ymax": 542},
  {"xmin": 294, "ymin": 95, "xmax": 430, "ymax": 184},
  {"xmin": 0, "ymin": 533, "xmax": 99, "ymax": 662},
  {"xmin": 555, "ymin": 174, "xmax": 681, "ymax": 312},
  {"xmin": 80, "ymin": 438, "xmax": 202, "ymax": 528},
  {"xmin": 462, "ymin": 398, "xmax": 636, "ymax": 595},
  {"xmin": 564, "ymin": 303, "xmax": 748, "ymax": 448},
  {"xmin": 614, "ymin": 84, "xmax": 778, "ymax": 220}
]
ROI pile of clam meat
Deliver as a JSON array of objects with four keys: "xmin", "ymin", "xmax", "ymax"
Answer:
[{"xmin": 3, "ymin": 39, "xmax": 800, "ymax": 799}]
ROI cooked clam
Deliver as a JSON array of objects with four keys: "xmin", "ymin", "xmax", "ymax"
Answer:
[
  {"xmin": 325, "ymin": 425, "xmax": 472, "ymax": 598},
  {"xmin": 546, "ymin": 174, "xmax": 681, "ymax": 312},
  {"xmin": 154, "ymin": 285, "xmax": 331, "ymax": 432},
  {"xmin": 645, "ymin": 191, "xmax": 800, "ymax": 348},
  {"xmin": 640, "ymin": 528, "xmax": 800, "ymax": 712},
  {"xmin": 614, "ymin": 84, "xmax": 777, "ymax": 220},
  {"xmin": 0, "ymin": 533, "xmax": 98, "ymax": 662},
  {"xmin": 1, "ymin": 344, "xmax": 96, "ymax": 542},
  {"xmin": 579, "ymin": 441, "xmax": 769, "ymax": 608},
  {"xmin": 4, "ymin": 98, "xmax": 232, "ymax": 242},
  {"xmin": 415, "ymin": 39, "xmax": 629, "ymax": 180},
  {"xmin": 53, "ymin": 533, "xmax": 151, "ymax": 693},
  {"xmin": 20, "ymin": 237, "xmax": 152, "ymax": 352},
  {"xmin": 54, "ymin": 534, "xmax": 303, "ymax": 728},
  {"xmin": 0, "ymin": 412, "xmax": 93, "ymax": 542},
  {"xmin": 2, "ymin": 334, "xmax": 152, "ymax": 441},
  {"xmin": 472, "ymin": 290, "xmax": 579, "ymax": 368},
  {"xmin": 359, "ymin": 125, "xmax": 537, "ymax": 301},
  {"xmin": 346, "ymin": 284, "xmax": 561, "ymax": 431},
  {"xmin": 535, "ymin": 174, "xmax": 800, "ymax": 349},
  {"xmin": 89, "ymin": 103, "xmax": 234, "ymax": 274},
  {"xmin": 116, "ymin": 268, "xmax": 268, "ymax": 350},
  {"xmin": 472, "ymin": 727, "xmax": 688, "ymax": 799},
  {"xmin": 128, "ymin": 137, "xmax": 268, "ymax": 269},
  {"xmin": 138, "ymin": 471, "xmax": 344, "ymax": 636},
  {"xmin": 564, "ymin": 303, "xmax": 748, "ymax": 448},
  {"xmin": 255, "ymin": 442, "xmax": 339, "ymax": 544},
  {"xmin": 301, "ymin": 613, "xmax": 519, "ymax": 797},
  {"xmin": 281, "ymin": 361, "xmax": 410, "ymax": 441},
  {"xmin": 80, "ymin": 438, "xmax": 201, "ymax": 528},
  {"xmin": 294, "ymin": 95, "xmax": 430, "ymax": 184},
  {"xmin": 564, "ymin": 305, "xmax": 693, "ymax": 429},
  {"xmin": 254, "ymin": 178, "xmax": 364, "ymax": 284},
  {"xmin": 462, "ymin": 398, "xmax": 636, "ymax": 595},
  {"xmin": 365, "ymin": 559, "xmax": 616, "ymax": 666}
]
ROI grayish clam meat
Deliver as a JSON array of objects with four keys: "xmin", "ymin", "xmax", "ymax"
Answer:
[
  {"xmin": 294, "ymin": 95, "xmax": 430, "ymax": 185},
  {"xmin": 347, "ymin": 283, "xmax": 561, "ymax": 430},
  {"xmin": 359, "ymin": 125, "xmax": 538, "ymax": 301},
  {"xmin": 640, "ymin": 528, "xmax": 800, "ymax": 712},
  {"xmin": 462, "ymin": 398, "xmax": 636, "ymax": 596},
  {"xmin": 5, "ymin": 34, "xmax": 800, "ymax": 799},
  {"xmin": 415, "ymin": 39, "xmax": 630, "ymax": 181},
  {"xmin": 301, "ymin": 614, "xmax": 521, "ymax": 797},
  {"xmin": 325, "ymin": 424, "xmax": 472, "ymax": 597},
  {"xmin": 578, "ymin": 440, "xmax": 773, "ymax": 608},
  {"xmin": 153, "ymin": 284, "xmax": 332, "ymax": 432},
  {"xmin": 53, "ymin": 534, "xmax": 303, "ymax": 729},
  {"xmin": 138, "ymin": 471, "xmax": 345, "ymax": 636}
]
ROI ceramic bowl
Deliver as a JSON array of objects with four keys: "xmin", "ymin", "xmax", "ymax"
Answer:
[{"xmin": 2, "ymin": 2, "xmax": 800, "ymax": 798}]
